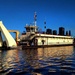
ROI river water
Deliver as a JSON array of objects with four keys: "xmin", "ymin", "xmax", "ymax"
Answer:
[{"xmin": 0, "ymin": 46, "xmax": 75, "ymax": 75}]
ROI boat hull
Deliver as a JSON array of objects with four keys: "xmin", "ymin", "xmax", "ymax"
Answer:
[{"xmin": 22, "ymin": 44, "xmax": 74, "ymax": 49}]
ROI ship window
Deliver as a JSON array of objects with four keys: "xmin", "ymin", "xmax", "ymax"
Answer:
[
  {"xmin": 26, "ymin": 28, "xmax": 30, "ymax": 32},
  {"xmin": 27, "ymin": 29, "xmax": 30, "ymax": 32},
  {"xmin": 30, "ymin": 28, "xmax": 35, "ymax": 32},
  {"xmin": 31, "ymin": 28, "xmax": 33, "ymax": 31}
]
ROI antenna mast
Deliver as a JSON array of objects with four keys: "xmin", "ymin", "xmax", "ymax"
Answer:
[{"xmin": 34, "ymin": 12, "xmax": 37, "ymax": 26}]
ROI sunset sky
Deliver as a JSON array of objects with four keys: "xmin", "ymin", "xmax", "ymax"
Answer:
[{"xmin": 0, "ymin": 0, "xmax": 75, "ymax": 37}]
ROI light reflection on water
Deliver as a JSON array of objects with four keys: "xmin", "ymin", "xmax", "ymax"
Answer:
[{"xmin": 0, "ymin": 46, "xmax": 75, "ymax": 75}]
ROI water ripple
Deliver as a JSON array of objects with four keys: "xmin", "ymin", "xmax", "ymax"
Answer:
[{"xmin": 0, "ymin": 46, "xmax": 75, "ymax": 75}]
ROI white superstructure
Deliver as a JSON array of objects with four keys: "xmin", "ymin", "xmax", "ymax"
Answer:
[
  {"xmin": 20, "ymin": 24, "xmax": 73, "ymax": 46},
  {"xmin": 35, "ymin": 33, "xmax": 73, "ymax": 45}
]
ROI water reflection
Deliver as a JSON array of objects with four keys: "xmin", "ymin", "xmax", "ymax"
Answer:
[
  {"xmin": 0, "ymin": 50, "xmax": 20, "ymax": 75},
  {"xmin": 0, "ymin": 46, "xmax": 75, "ymax": 75},
  {"xmin": 37, "ymin": 46, "xmax": 73, "ymax": 60}
]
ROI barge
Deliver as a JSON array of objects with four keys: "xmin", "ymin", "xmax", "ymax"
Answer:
[{"xmin": 19, "ymin": 13, "xmax": 74, "ymax": 48}]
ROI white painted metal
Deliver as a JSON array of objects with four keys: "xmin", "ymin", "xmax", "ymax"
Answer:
[
  {"xmin": 35, "ymin": 34, "xmax": 73, "ymax": 45},
  {"xmin": 0, "ymin": 21, "xmax": 17, "ymax": 48},
  {"xmin": 0, "ymin": 31, "xmax": 3, "ymax": 46}
]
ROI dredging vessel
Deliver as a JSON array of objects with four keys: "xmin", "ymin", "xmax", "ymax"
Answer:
[{"xmin": 19, "ymin": 13, "xmax": 74, "ymax": 48}]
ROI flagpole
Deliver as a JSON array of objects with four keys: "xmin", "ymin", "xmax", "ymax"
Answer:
[{"xmin": 44, "ymin": 21, "xmax": 46, "ymax": 34}]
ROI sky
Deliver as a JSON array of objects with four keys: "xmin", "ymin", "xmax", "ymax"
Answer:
[{"xmin": 0, "ymin": 0, "xmax": 75, "ymax": 37}]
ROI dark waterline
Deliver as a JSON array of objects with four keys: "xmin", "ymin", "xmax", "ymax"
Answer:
[{"xmin": 0, "ymin": 46, "xmax": 75, "ymax": 75}]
